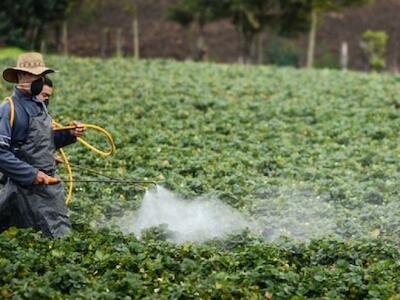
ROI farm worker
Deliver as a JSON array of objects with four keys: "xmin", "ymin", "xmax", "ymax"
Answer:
[{"xmin": 0, "ymin": 52, "xmax": 84, "ymax": 238}]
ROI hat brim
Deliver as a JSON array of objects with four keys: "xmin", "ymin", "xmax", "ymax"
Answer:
[{"xmin": 3, "ymin": 67, "xmax": 56, "ymax": 83}]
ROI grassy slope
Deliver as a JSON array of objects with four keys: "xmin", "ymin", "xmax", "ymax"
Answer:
[{"xmin": 1, "ymin": 58, "xmax": 400, "ymax": 298}]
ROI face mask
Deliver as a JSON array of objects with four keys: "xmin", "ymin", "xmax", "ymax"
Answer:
[{"xmin": 30, "ymin": 77, "xmax": 44, "ymax": 96}]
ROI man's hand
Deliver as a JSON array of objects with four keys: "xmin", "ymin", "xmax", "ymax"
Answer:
[
  {"xmin": 54, "ymin": 155, "xmax": 64, "ymax": 164},
  {"xmin": 33, "ymin": 170, "xmax": 53, "ymax": 185},
  {"xmin": 69, "ymin": 120, "xmax": 86, "ymax": 137},
  {"xmin": 33, "ymin": 171, "xmax": 60, "ymax": 185}
]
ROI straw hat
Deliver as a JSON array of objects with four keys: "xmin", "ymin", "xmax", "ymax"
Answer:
[{"xmin": 2, "ymin": 52, "xmax": 56, "ymax": 83}]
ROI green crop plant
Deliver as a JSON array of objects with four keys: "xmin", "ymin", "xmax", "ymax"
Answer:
[{"xmin": 1, "ymin": 57, "xmax": 400, "ymax": 298}]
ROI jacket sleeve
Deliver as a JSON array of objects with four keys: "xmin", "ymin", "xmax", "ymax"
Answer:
[
  {"xmin": 0, "ymin": 102, "xmax": 38, "ymax": 186},
  {"xmin": 53, "ymin": 131, "xmax": 77, "ymax": 149}
]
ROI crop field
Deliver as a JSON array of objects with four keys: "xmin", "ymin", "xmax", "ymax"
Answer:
[{"xmin": 1, "ymin": 57, "xmax": 400, "ymax": 298}]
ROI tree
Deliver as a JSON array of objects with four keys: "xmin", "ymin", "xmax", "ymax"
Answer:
[
  {"xmin": 167, "ymin": 0, "xmax": 311, "ymax": 64},
  {"xmin": 361, "ymin": 30, "xmax": 388, "ymax": 71},
  {"xmin": 167, "ymin": 0, "xmax": 224, "ymax": 61},
  {"xmin": 119, "ymin": 0, "xmax": 140, "ymax": 59},
  {"xmin": 56, "ymin": 0, "xmax": 106, "ymax": 55},
  {"xmin": 302, "ymin": 0, "xmax": 373, "ymax": 68},
  {"xmin": 0, "ymin": 0, "xmax": 69, "ymax": 50},
  {"xmin": 220, "ymin": 0, "xmax": 312, "ymax": 64},
  {"xmin": 220, "ymin": 0, "xmax": 281, "ymax": 64},
  {"xmin": 64, "ymin": 0, "xmax": 139, "ymax": 57}
]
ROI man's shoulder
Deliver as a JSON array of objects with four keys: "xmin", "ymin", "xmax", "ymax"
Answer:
[
  {"xmin": 13, "ymin": 97, "xmax": 39, "ymax": 116},
  {"xmin": 0, "ymin": 96, "xmax": 31, "ymax": 128},
  {"xmin": 0, "ymin": 99, "xmax": 12, "ymax": 119},
  {"xmin": 0, "ymin": 97, "xmax": 28, "ymax": 116}
]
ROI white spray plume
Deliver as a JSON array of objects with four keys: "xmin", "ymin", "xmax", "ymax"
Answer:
[
  {"xmin": 251, "ymin": 187, "xmax": 338, "ymax": 241},
  {"xmin": 116, "ymin": 186, "xmax": 252, "ymax": 244},
  {"xmin": 115, "ymin": 184, "xmax": 400, "ymax": 243}
]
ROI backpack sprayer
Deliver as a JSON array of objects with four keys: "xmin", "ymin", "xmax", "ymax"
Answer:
[{"xmin": 51, "ymin": 121, "xmax": 157, "ymax": 204}]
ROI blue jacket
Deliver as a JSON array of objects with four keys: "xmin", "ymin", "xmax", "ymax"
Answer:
[{"xmin": 0, "ymin": 88, "xmax": 76, "ymax": 185}]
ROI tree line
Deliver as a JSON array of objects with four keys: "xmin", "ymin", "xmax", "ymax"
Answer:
[
  {"xmin": 167, "ymin": 0, "xmax": 372, "ymax": 67},
  {"xmin": 0, "ymin": 0, "xmax": 373, "ymax": 68}
]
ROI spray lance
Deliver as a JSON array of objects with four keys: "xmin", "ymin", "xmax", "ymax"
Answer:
[
  {"xmin": 46, "ymin": 121, "xmax": 156, "ymax": 204},
  {"xmin": 4, "ymin": 97, "xmax": 154, "ymax": 204}
]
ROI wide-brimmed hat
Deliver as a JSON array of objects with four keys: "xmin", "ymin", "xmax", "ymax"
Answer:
[{"xmin": 2, "ymin": 52, "xmax": 56, "ymax": 83}]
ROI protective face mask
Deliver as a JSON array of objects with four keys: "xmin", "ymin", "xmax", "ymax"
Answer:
[{"xmin": 30, "ymin": 77, "xmax": 44, "ymax": 96}]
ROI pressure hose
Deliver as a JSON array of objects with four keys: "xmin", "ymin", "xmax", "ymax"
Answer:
[{"xmin": 52, "ymin": 121, "xmax": 155, "ymax": 204}]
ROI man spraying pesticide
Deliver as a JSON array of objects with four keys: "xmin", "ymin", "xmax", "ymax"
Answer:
[
  {"xmin": 0, "ymin": 53, "xmax": 85, "ymax": 238},
  {"xmin": 0, "ymin": 53, "xmax": 156, "ymax": 238}
]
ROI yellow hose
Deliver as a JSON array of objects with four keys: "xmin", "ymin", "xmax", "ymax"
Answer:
[
  {"xmin": 58, "ymin": 148, "xmax": 74, "ymax": 204},
  {"xmin": 4, "ymin": 97, "xmax": 115, "ymax": 204},
  {"xmin": 53, "ymin": 121, "xmax": 116, "ymax": 204},
  {"xmin": 76, "ymin": 124, "xmax": 116, "ymax": 157},
  {"xmin": 5, "ymin": 97, "xmax": 15, "ymax": 127}
]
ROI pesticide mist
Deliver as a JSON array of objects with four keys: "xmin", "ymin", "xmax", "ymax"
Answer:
[
  {"xmin": 115, "ymin": 185, "xmax": 345, "ymax": 244},
  {"xmin": 117, "ymin": 186, "xmax": 252, "ymax": 244}
]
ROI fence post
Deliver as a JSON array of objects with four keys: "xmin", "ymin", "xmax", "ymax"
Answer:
[
  {"xmin": 40, "ymin": 40, "xmax": 47, "ymax": 54},
  {"xmin": 340, "ymin": 41, "xmax": 349, "ymax": 70},
  {"xmin": 62, "ymin": 21, "xmax": 68, "ymax": 56},
  {"xmin": 116, "ymin": 28, "xmax": 123, "ymax": 57},
  {"xmin": 132, "ymin": 10, "xmax": 140, "ymax": 60},
  {"xmin": 101, "ymin": 27, "xmax": 109, "ymax": 57}
]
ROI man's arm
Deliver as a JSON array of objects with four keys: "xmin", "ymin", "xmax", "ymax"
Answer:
[
  {"xmin": 53, "ymin": 131, "xmax": 77, "ymax": 149},
  {"xmin": 0, "ymin": 102, "xmax": 38, "ymax": 185},
  {"xmin": 53, "ymin": 120, "xmax": 84, "ymax": 149}
]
